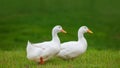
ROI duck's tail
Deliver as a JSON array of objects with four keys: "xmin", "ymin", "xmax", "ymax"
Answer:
[
  {"xmin": 27, "ymin": 40, "xmax": 31, "ymax": 46},
  {"xmin": 26, "ymin": 40, "xmax": 34, "ymax": 59},
  {"xmin": 26, "ymin": 40, "xmax": 33, "ymax": 53},
  {"xmin": 26, "ymin": 40, "xmax": 42, "ymax": 60}
]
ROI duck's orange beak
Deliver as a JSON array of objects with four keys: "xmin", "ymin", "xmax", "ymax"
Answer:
[
  {"xmin": 87, "ymin": 29, "xmax": 93, "ymax": 34},
  {"xmin": 61, "ymin": 29, "xmax": 67, "ymax": 33}
]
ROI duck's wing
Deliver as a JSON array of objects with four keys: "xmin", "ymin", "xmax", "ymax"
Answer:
[
  {"xmin": 60, "ymin": 41, "xmax": 77, "ymax": 49},
  {"xmin": 58, "ymin": 41, "xmax": 79, "ymax": 59},
  {"xmin": 32, "ymin": 41, "xmax": 51, "ymax": 48}
]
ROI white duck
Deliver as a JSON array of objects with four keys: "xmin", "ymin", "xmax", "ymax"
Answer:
[
  {"xmin": 26, "ymin": 25, "xmax": 67, "ymax": 64},
  {"xmin": 57, "ymin": 26, "xmax": 93, "ymax": 60}
]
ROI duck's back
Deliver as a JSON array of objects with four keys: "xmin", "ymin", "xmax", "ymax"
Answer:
[{"xmin": 61, "ymin": 41, "xmax": 78, "ymax": 48}]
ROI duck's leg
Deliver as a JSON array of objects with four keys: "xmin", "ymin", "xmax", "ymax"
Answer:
[{"xmin": 40, "ymin": 57, "xmax": 44, "ymax": 64}]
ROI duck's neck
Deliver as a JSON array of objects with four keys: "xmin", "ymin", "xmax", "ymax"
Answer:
[
  {"xmin": 78, "ymin": 31, "xmax": 87, "ymax": 52},
  {"xmin": 78, "ymin": 31, "xmax": 87, "ymax": 45},
  {"xmin": 78, "ymin": 31, "xmax": 84, "ymax": 41},
  {"xmin": 52, "ymin": 30, "xmax": 60, "ymax": 44}
]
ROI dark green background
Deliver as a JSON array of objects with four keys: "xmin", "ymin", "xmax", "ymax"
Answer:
[{"xmin": 0, "ymin": 0, "xmax": 120, "ymax": 50}]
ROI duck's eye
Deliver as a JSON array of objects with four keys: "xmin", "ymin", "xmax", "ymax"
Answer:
[
  {"xmin": 84, "ymin": 27, "xmax": 87, "ymax": 29},
  {"xmin": 58, "ymin": 26, "xmax": 61, "ymax": 28}
]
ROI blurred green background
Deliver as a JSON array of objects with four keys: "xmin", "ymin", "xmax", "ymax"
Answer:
[
  {"xmin": 0, "ymin": 0, "xmax": 120, "ymax": 51},
  {"xmin": 0, "ymin": 0, "xmax": 120, "ymax": 68}
]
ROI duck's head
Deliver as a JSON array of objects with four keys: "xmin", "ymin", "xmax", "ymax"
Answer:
[
  {"xmin": 79, "ymin": 26, "xmax": 93, "ymax": 34},
  {"xmin": 53, "ymin": 25, "xmax": 67, "ymax": 33}
]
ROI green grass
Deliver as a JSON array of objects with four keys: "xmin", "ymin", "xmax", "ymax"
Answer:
[
  {"xmin": 0, "ymin": 49, "xmax": 119, "ymax": 68},
  {"xmin": 0, "ymin": 0, "xmax": 120, "ymax": 68}
]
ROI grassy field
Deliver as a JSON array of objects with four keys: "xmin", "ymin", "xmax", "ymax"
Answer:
[
  {"xmin": 0, "ymin": 50, "xmax": 119, "ymax": 68},
  {"xmin": 0, "ymin": 0, "xmax": 120, "ymax": 68}
]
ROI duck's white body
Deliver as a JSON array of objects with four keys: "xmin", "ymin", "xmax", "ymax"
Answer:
[
  {"xmin": 58, "ymin": 40, "xmax": 87, "ymax": 59},
  {"xmin": 27, "ymin": 40, "xmax": 60, "ymax": 62},
  {"xmin": 26, "ymin": 25, "xmax": 66, "ymax": 63},
  {"xmin": 57, "ymin": 26, "xmax": 92, "ymax": 59}
]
